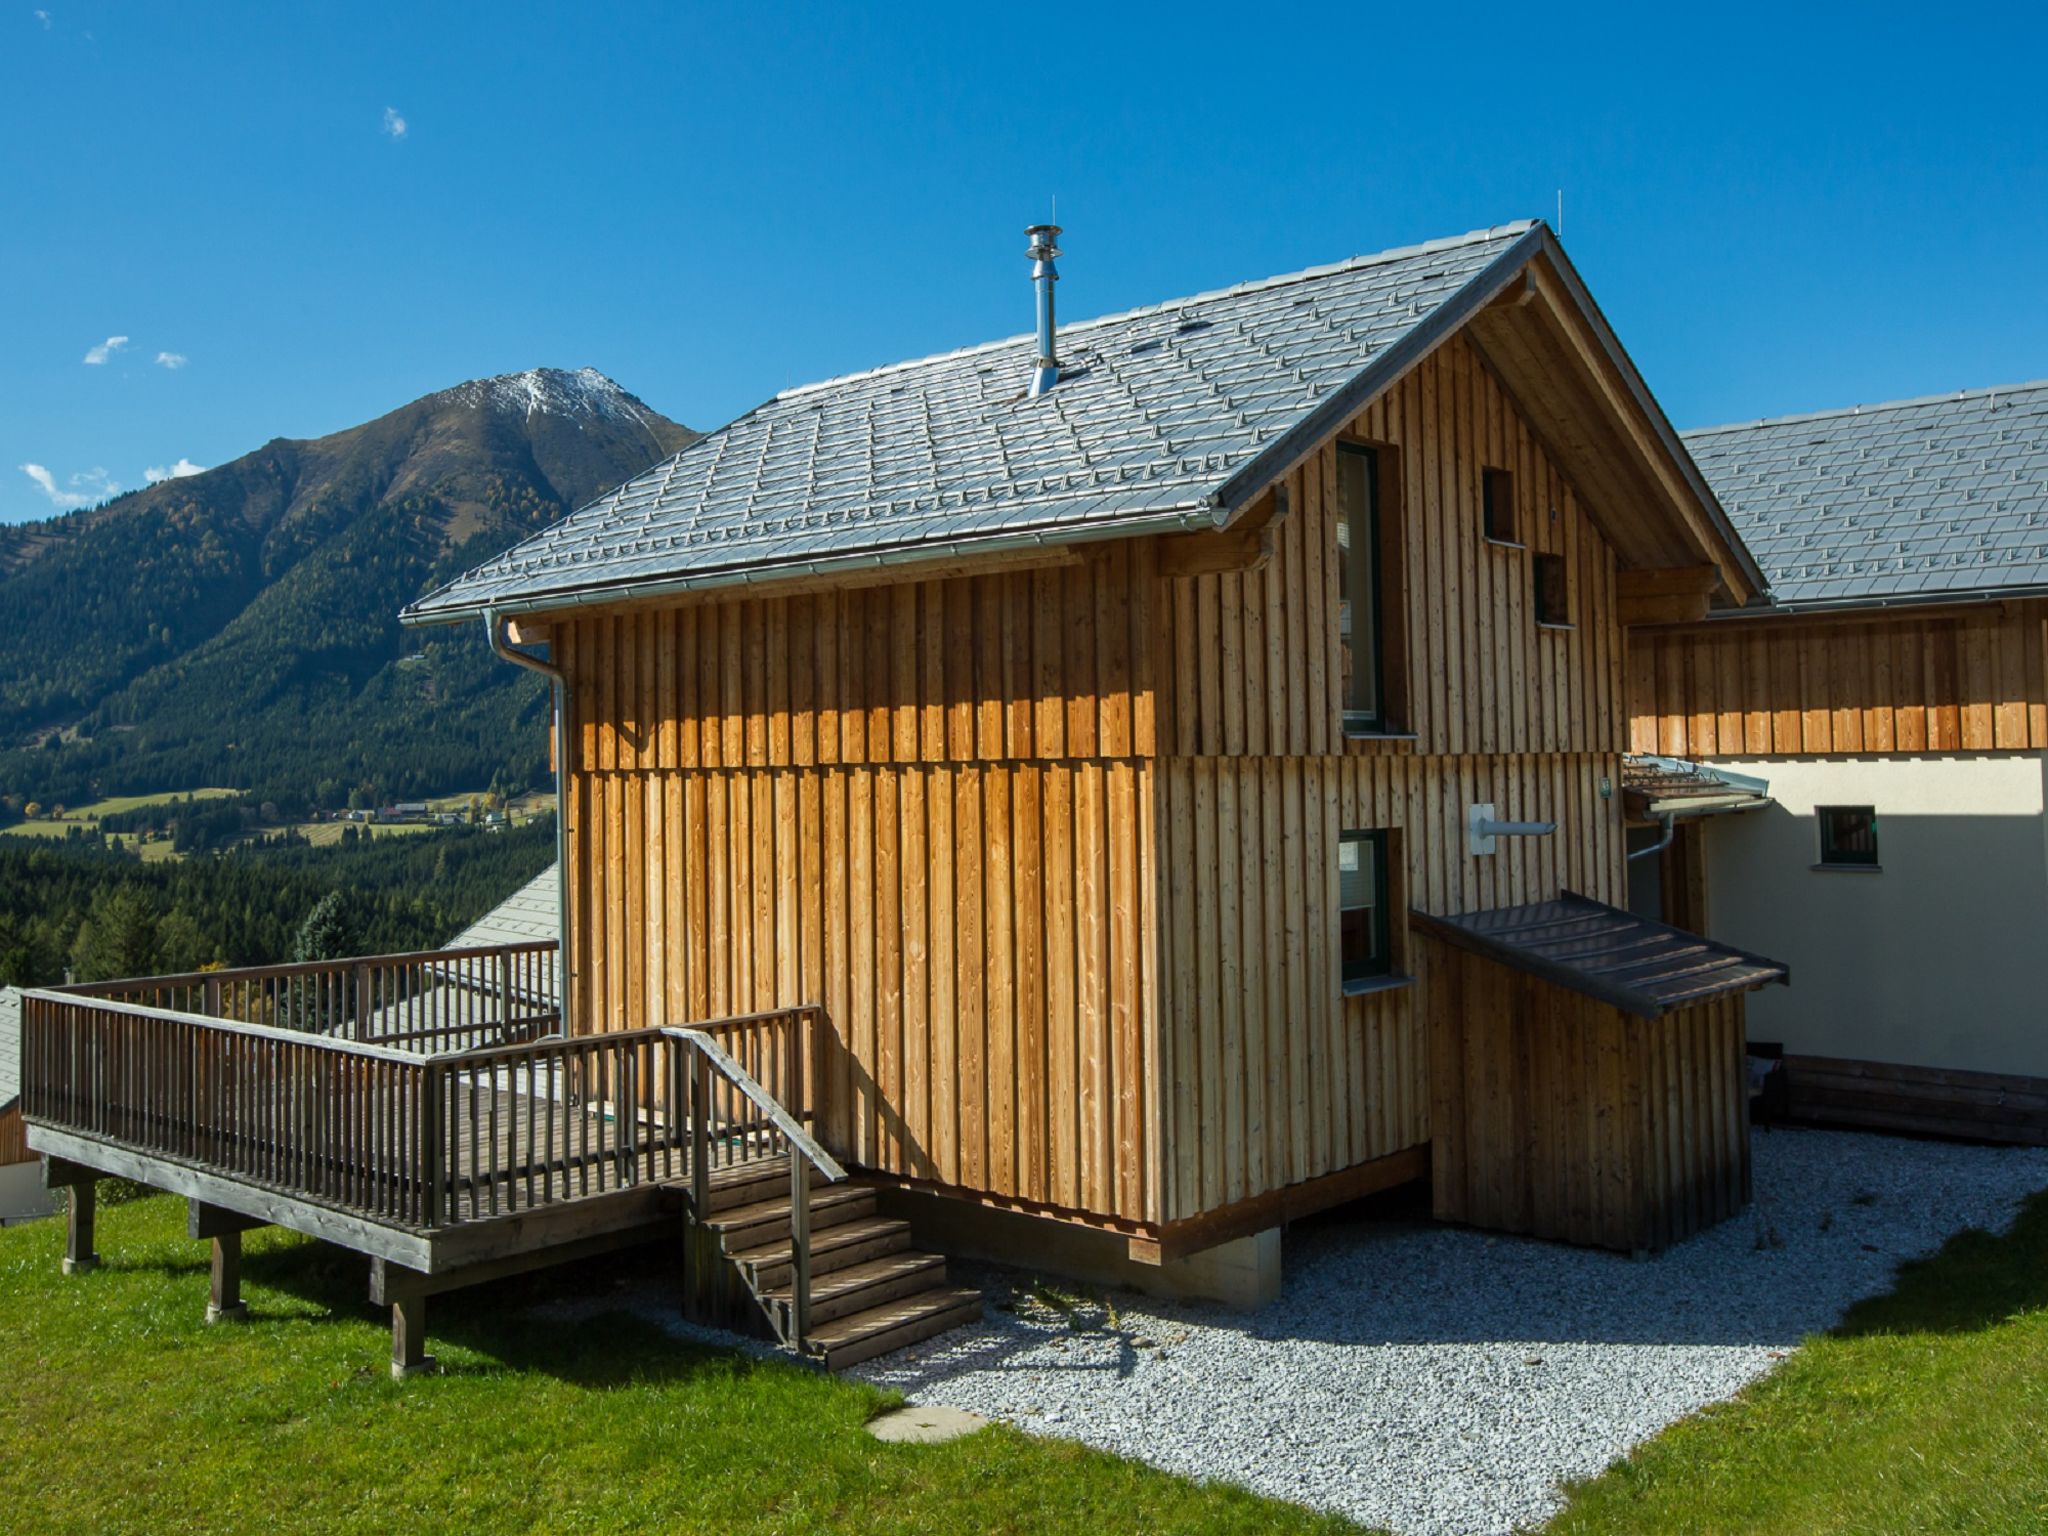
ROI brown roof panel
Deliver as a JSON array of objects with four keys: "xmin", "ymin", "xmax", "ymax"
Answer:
[{"xmin": 1411, "ymin": 892, "xmax": 1789, "ymax": 1019}]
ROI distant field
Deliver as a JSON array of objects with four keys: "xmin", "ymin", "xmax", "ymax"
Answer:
[
  {"xmin": 0, "ymin": 787, "xmax": 238, "ymax": 847},
  {"xmin": 0, "ymin": 788, "xmax": 553, "ymax": 861}
]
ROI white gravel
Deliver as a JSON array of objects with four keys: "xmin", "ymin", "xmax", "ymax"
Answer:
[{"xmin": 849, "ymin": 1127, "xmax": 2048, "ymax": 1536}]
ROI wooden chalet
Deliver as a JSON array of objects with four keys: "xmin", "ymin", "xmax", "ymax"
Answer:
[{"xmin": 20, "ymin": 220, "xmax": 1789, "ymax": 1374}]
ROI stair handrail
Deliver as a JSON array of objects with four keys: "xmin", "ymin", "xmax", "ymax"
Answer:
[{"xmin": 664, "ymin": 1025, "xmax": 846, "ymax": 1348}]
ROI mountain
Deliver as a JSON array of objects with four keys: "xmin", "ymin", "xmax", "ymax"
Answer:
[{"xmin": 0, "ymin": 368, "xmax": 695, "ymax": 810}]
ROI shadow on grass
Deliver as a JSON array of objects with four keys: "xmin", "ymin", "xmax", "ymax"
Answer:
[
  {"xmin": 108, "ymin": 1212, "xmax": 809, "ymax": 1393},
  {"xmin": 1832, "ymin": 1187, "xmax": 2048, "ymax": 1340}
]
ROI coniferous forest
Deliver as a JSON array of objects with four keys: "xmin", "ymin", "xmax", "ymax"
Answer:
[{"xmin": 0, "ymin": 818, "xmax": 555, "ymax": 986}]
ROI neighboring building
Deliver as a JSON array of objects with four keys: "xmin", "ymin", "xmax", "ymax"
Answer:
[
  {"xmin": 1, "ymin": 986, "xmax": 56, "ymax": 1223},
  {"xmin": 406, "ymin": 219, "xmax": 1783, "ymax": 1290},
  {"xmin": 1631, "ymin": 382, "xmax": 2048, "ymax": 1140}
]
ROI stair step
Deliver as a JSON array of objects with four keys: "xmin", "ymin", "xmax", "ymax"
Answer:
[
  {"xmin": 710, "ymin": 1185, "xmax": 874, "ymax": 1249},
  {"xmin": 762, "ymin": 1250, "xmax": 949, "ymax": 1327},
  {"xmin": 704, "ymin": 1158, "xmax": 818, "ymax": 1214},
  {"xmin": 808, "ymin": 1286, "xmax": 985, "ymax": 1370},
  {"xmin": 733, "ymin": 1215, "xmax": 913, "ymax": 1291}
]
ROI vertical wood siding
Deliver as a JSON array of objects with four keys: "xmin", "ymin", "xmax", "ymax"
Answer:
[
  {"xmin": 1627, "ymin": 604, "xmax": 2048, "ymax": 758},
  {"xmin": 1155, "ymin": 334, "xmax": 1626, "ymax": 761}
]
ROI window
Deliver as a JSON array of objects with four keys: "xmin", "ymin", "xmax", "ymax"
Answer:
[
  {"xmin": 1339, "ymin": 830, "xmax": 1392, "ymax": 985},
  {"xmin": 1482, "ymin": 467, "xmax": 1518, "ymax": 543},
  {"xmin": 1336, "ymin": 443, "xmax": 1387, "ymax": 731},
  {"xmin": 1533, "ymin": 552, "xmax": 1570, "ymax": 627},
  {"xmin": 1816, "ymin": 806, "xmax": 1879, "ymax": 868}
]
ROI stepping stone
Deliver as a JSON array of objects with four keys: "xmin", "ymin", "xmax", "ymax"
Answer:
[{"xmin": 866, "ymin": 1404, "xmax": 988, "ymax": 1444}]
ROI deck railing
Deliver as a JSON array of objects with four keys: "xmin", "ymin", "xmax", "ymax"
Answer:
[
  {"xmin": 20, "ymin": 980, "xmax": 828, "ymax": 1239},
  {"xmin": 59, "ymin": 942, "xmax": 561, "ymax": 1055}
]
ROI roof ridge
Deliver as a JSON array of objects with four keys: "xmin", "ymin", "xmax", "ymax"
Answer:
[
  {"xmin": 776, "ymin": 220, "xmax": 1541, "ymax": 403},
  {"xmin": 1684, "ymin": 379, "xmax": 2048, "ymax": 439}
]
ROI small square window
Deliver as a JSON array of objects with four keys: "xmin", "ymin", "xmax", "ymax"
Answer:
[
  {"xmin": 1482, "ymin": 467, "xmax": 1517, "ymax": 543},
  {"xmin": 1533, "ymin": 553, "xmax": 1570, "ymax": 627},
  {"xmin": 1817, "ymin": 806, "xmax": 1879, "ymax": 867},
  {"xmin": 1339, "ymin": 830, "xmax": 1392, "ymax": 984}
]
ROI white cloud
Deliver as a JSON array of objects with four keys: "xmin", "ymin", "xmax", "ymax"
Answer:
[
  {"xmin": 382, "ymin": 106, "xmax": 407, "ymax": 140},
  {"xmin": 82, "ymin": 334, "xmax": 129, "ymax": 365},
  {"xmin": 154, "ymin": 351, "xmax": 188, "ymax": 370},
  {"xmin": 33, "ymin": 9, "xmax": 50, "ymax": 28},
  {"xmin": 19, "ymin": 463, "xmax": 119, "ymax": 509},
  {"xmin": 144, "ymin": 458, "xmax": 206, "ymax": 484}
]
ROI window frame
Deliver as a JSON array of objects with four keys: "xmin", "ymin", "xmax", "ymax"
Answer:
[
  {"xmin": 1532, "ymin": 551, "xmax": 1571, "ymax": 629},
  {"xmin": 1336, "ymin": 442, "xmax": 1389, "ymax": 735},
  {"xmin": 1814, "ymin": 805, "xmax": 1880, "ymax": 870},
  {"xmin": 1338, "ymin": 828, "xmax": 1394, "ymax": 988},
  {"xmin": 1481, "ymin": 466, "xmax": 1520, "ymax": 546}
]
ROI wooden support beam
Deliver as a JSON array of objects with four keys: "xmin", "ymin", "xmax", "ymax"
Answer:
[
  {"xmin": 207, "ymin": 1233, "xmax": 248, "ymax": 1325},
  {"xmin": 1617, "ymin": 565, "xmax": 1722, "ymax": 599},
  {"xmin": 1156, "ymin": 492, "xmax": 1286, "ymax": 578},
  {"xmin": 1126, "ymin": 1146, "xmax": 1429, "ymax": 1266},
  {"xmin": 188, "ymin": 1199, "xmax": 270, "ymax": 1241},
  {"xmin": 42, "ymin": 1154, "xmax": 99, "ymax": 1189},
  {"xmin": 1619, "ymin": 592, "xmax": 1713, "ymax": 627},
  {"xmin": 63, "ymin": 1179, "xmax": 99, "ymax": 1275},
  {"xmin": 390, "ymin": 1294, "xmax": 435, "ymax": 1381}
]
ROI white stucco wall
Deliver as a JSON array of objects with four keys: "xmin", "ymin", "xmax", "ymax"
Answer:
[
  {"xmin": 1702, "ymin": 754, "xmax": 2048, "ymax": 1077},
  {"xmin": 0, "ymin": 1158, "xmax": 52, "ymax": 1224}
]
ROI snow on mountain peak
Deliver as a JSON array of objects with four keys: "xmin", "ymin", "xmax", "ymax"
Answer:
[{"xmin": 442, "ymin": 367, "xmax": 651, "ymax": 427}]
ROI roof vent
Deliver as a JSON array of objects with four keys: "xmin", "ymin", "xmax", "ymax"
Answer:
[{"xmin": 1026, "ymin": 223, "xmax": 1062, "ymax": 398}]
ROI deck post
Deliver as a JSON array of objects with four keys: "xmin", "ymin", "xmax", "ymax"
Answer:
[
  {"xmin": 207, "ymin": 1233, "xmax": 248, "ymax": 1323},
  {"xmin": 63, "ymin": 1180, "xmax": 99, "ymax": 1275},
  {"xmin": 390, "ymin": 1294, "xmax": 435, "ymax": 1380},
  {"xmin": 690, "ymin": 1050, "xmax": 711, "ymax": 1216},
  {"xmin": 788, "ymin": 1150, "xmax": 811, "ymax": 1348}
]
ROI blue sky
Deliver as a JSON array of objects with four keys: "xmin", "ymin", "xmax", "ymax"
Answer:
[{"xmin": 5, "ymin": 2, "xmax": 2044, "ymax": 524}]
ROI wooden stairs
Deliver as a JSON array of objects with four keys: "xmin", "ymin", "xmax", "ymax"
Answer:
[{"xmin": 672, "ymin": 1158, "xmax": 981, "ymax": 1369}]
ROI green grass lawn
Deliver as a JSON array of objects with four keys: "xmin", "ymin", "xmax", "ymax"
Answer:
[
  {"xmin": 1551, "ymin": 1189, "xmax": 2048, "ymax": 1534},
  {"xmin": 0, "ymin": 1193, "xmax": 1361, "ymax": 1536},
  {"xmin": 8, "ymin": 1185, "xmax": 2047, "ymax": 1535}
]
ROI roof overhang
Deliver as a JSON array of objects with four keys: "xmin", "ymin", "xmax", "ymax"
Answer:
[
  {"xmin": 1622, "ymin": 754, "xmax": 1774, "ymax": 823},
  {"xmin": 1412, "ymin": 891, "xmax": 1789, "ymax": 1019}
]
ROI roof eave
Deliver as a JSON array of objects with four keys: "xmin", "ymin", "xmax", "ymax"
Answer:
[{"xmin": 399, "ymin": 502, "xmax": 1222, "ymax": 628}]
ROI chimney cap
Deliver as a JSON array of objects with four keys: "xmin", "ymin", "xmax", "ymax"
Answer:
[{"xmin": 1026, "ymin": 223, "xmax": 1063, "ymax": 257}]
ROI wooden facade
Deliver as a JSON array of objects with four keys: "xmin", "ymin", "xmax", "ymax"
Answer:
[
  {"xmin": 553, "ymin": 329, "xmax": 1661, "ymax": 1239},
  {"xmin": 1421, "ymin": 927, "xmax": 1751, "ymax": 1252},
  {"xmin": 1629, "ymin": 601, "xmax": 2048, "ymax": 760}
]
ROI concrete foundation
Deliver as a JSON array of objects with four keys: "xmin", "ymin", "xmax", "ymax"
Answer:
[{"xmin": 874, "ymin": 1186, "xmax": 1284, "ymax": 1309}]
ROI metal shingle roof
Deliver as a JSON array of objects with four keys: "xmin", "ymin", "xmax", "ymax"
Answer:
[
  {"xmin": 1412, "ymin": 893, "xmax": 1790, "ymax": 1019},
  {"xmin": 1683, "ymin": 382, "xmax": 2048, "ymax": 609},
  {"xmin": 446, "ymin": 866, "xmax": 559, "ymax": 951},
  {"xmin": 0, "ymin": 986, "xmax": 18, "ymax": 1112},
  {"xmin": 404, "ymin": 223, "xmax": 1544, "ymax": 622}
]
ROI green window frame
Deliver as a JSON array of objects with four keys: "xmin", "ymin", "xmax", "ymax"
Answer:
[
  {"xmin": 1336, "ymin": 443, "xmax": 1387, "ymax": 732},
  {"xmin": 1816, "ymin": 805, "xmax": 1879, "ymax": 868},
  {"xmin": 1338, "ymin": 829, "xmax": 1392, "ymax": 985}
]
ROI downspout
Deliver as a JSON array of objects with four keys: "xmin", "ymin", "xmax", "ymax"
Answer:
[
  {"xmin": 486, "ymin": 607, "xmax": 573, "ymax": 1038},
  {"xmin": 1627, "ymin": 812, "xmax": 1677, "ymax": 862}
]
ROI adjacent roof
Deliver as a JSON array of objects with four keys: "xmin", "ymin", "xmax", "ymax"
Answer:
[
  {"xmin": 446, "ymin": 866, "xmax": 559, "ymax": 951},
  {"xmin": 408, "ymin": 221, "xmax": 1703, "ymax": 624},
  {"xmin": 1622, "ymin": 754, "xmax": 1772, "ymax": 821},
  {"xmin": 1411, "ymin": 893, "xmax": 1789, "ymax": 1019},
  {"xmin": 0, "ymin": 985, "xmax": 17, "ymax": 1114},
  {"xmin": 1685, "ymin": 381, "xmax": 2048, "ymax": 610}
]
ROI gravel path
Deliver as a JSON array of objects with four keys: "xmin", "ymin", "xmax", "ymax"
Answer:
[{"xmin": 849, "ymin": 1127, "xmax": 2048, "ymax": 1535}]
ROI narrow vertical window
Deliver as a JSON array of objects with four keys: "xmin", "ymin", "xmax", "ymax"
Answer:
[
  {"xmin": 1336, "ymin": 443, "xmax": 1385, "ymax": 732},
  {"xmin": 1482, "ymin": 467, "xmax": 1517, "ymax": 543},
  {"xmin": 1816, "ymin": 806, "xmax": 1879, "ymax": 868},
  {"xmin": 1339, "ymin": 829, "xmax": 1392, "ymax": 985},
  {"xmin": 1533, "ymin": 552, "xmax": 1570, "ymax": 627}
]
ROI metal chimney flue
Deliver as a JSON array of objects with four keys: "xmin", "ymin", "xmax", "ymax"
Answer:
[{"xmin": 1025, "ymin": 222, "xmax": 1062, "ymax": 398}]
